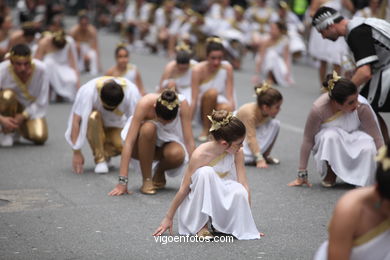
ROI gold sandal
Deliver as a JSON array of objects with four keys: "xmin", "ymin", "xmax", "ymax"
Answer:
[
  {"xmin": 197, "ymin": 227, "xmax": 214, "ymax": 239},
  {"xmin": 140, "ymin": 178, "xmax": 157, "ymax": 195},
  {"xmin": 153, "ymin": 180, "xmax": 166, "ymax": 190}
]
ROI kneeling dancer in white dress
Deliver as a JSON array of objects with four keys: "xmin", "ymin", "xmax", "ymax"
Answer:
[
  {"xmin": 65, "ymin": 76, "xmax": 141, "ymax": 174},
  {"xmin": 289, "ymin": 72, "xmax": 384, "ymax": 188},
  {"xmin": 108, "ymin": 90, "xmax": 195, "ymax": 195},
  {"xmin": 236, "ymin": 82, "xmax": 282, "ymax": 168},
  {"xmin": 314, "ymin": 142, "xmax": 390, "ymax": 260},
  {"xmin": 153, "ymin": 110, "xmax": 261, "ymax": 240}
]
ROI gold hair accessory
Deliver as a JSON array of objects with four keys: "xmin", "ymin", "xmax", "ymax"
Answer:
[
  {"xmin": 207, "ymin": 111, "xmax": 233, "ymax": 132},
  {"xmin": 327, "ymin": 70, "xmax": 341, "ymax": 93},
  {"xmin": 175, "ymin": 42, "xmax": 191, "ymax": 53},
  {"xmin": 52, "ymin": 30, "xmax": 65, "ymax": 42},
  {"xmin": 78, "ymin": 9, "xmax": 88, "ymax": 17},
  {"xmin": 185, "ymin": 8, "xmax": 194, "ymax": 16},
  {"xmin": 255, "ymin": 81, "xmax": 272, "ymax": 95},
  {"xmin": 158, "ymin": 95, "xmax": 179, "ymax": 110},
  {"xmin": 279, "ymin": 1, "xmax": 289, "ymax": 10},
  {"xmin": 116, "ymin": 42, "xmax": 127, "ymax": 49},
  {"xmin": 233, "ymin": 5, "xmax": 244, "ymax": 14},
  {"xmin": 21, "ymin": 21, "xmax": 35, "ymax": 29},
  {"xmin": 206, "ymin": 36, "xmax": 223, "ymax": 44},
  {"xmin": 375, "ymin": 145, "xmax": 390, "ymax": 171}
]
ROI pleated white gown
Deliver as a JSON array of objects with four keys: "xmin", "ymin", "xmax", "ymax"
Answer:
[{"xmin": 178, "ymin": 152, "xmax": 260, "ymax": 240}]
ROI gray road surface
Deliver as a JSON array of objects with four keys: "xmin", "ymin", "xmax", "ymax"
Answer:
[{"xmin": 1, "ymin": 18, "xmax": 389, "ymax": 260}]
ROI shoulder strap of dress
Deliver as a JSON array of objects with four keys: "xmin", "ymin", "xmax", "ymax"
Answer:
[{"xmin": 208, "ymin": 152, "xmax": 228, "ymax": 167}]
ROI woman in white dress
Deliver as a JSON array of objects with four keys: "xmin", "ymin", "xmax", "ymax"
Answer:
[
  {"xmin": 34, "ymin": 30, "xmax": 79, "ymax": 102},
  {"xmin": 105, "ymin": 44, "xmax": 145, "ymax": 96},
  {"xmin": 253, "ymin": 22, "xmax": 293, "ymax": 87},
  {"xmin": 190, "ymin": 36, "xmax": 235, "ymax": 141},
  {"xmin": 288, "ymin": 72, "xmax": 383, "ymax": 188},
  {"xmin": 158, "ymin": 43, "xmax": 198, "ymax": 104},
  {"xmin": 153, "ymin": 110, "xmax": 261, "ymax": 240},
  {"xmin": 314, "ymin": 142, "xmax": 390, "ymax": 260},
  {"xmin": 108, "ymin": 90, "xmax": 195, "ymax": 195},
  {"xmin": 236, "ymin": 82, "xmax": 283, "ymax": 168}
]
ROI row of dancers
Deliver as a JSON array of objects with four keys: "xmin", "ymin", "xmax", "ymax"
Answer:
[{"xmin": 1, "ymin": 8, "xmax": 390, "ymax": 258}]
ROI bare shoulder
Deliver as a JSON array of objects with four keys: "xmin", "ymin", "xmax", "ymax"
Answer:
[
  {"xmin": 221, "ymin": 61, "xmax": 233, "ymax": 71},
  {"xmin": 139, "ymin": 93, "xmax": 159, "ymax": 106},
  {"xmin": 193, "ymin": 61, "xmax": 207, "ymax": 72},
  {"xmin": 190, "ymin": 143, "xmax": 213, "ymax": 166},
  {"xmin": 88, "ymin": 25, "xmax": 97, "ymax": 35},
  {"xmin": 38, "ymin": 35, "xmax": 51, "ymax": 46},
  {"xmin": 68, "ymin": 25, "xmax": 78, "ymax": 35},
  {"xmin": 333, "ymin": 188, "xmax": 368, "ymax": 220},
  {"xmin": 165, "ymin": 60, "xmax": 176, "ymax": 71}
]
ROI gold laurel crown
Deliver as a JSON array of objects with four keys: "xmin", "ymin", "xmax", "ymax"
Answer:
[
  {"xmin": 206, "ymin": 36, "xmax": 223, "ymax": 44},
  {"xmin": 255, "ymin": 81, "xmax": 272, "ymax": 96},
  {"xmin": 175, "ymin": 42, "xmax": 191, "ymax": 53},
  {"xmin": 158, "ymin": 95, "xmax": 180, "ymax": 110},
  {"xmin": 208, "ymin": 111, "xmax": 233, "ymax": 132},
  {"xmin": 327, "ymin": 70, "xmax": 341, "ymax": 95}
]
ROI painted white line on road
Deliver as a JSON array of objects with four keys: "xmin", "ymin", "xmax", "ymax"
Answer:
[{"xmin": 280, "ymin": 122, "xmax": 304, "ymax": 134}]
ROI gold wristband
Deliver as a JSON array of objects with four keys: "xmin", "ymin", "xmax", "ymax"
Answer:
[{"xmin": 73, "ymin": 149, "xmax": 81, "ymax": 152}]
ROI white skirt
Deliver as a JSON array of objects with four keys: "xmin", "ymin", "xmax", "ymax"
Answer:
[
  {"xmin": 244, "ymin": 119, "xmax": 280, "ymax": 163},
  {"xmin": 178, "ymin": 166, "xmax": 260, "ymax": 240},
  {"xmin": 45, "ymin": 58, "xmax": 77, "ymax": 101},
  {"xmin": 313, "ymin": 127, "xmax": 377, "ymax": 186},
  {"xmin": 261, "ymin": 50, "xmax": 293, "ymax": 87}
]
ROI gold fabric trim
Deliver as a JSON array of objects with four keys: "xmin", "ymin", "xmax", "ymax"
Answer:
[
  {"xmin": 323, "ymin": 111, "xmax": 343, "ymax": 124},
  {"xmin": 200, "ymin": 66, "xmax": 223, "ymax": 85},
  {"xmin": 8, "ymin": 63, "xmax": 36, "ymax": 102},
  {"xmin": 208, "ymin": 152, "xmax": 227, "ymax": 167},
  {"xmin": 215, "ymin": 171, "xmax": 229, "ymax": 178},
  {"xmin": 353, "ymin": 219, "xmax": 390, "ymax": 247}
]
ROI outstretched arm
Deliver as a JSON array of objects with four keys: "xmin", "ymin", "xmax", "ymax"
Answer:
[
  {"xmin": 235, "ymin": 149, "xmax": 251, "ymax": 205},
  {"xmin": 108, "ymin": 100, "xmax": 147, "ymax": 196},
  {"xmin": 153, "ymin": 156, "xmax": 198, "ymax": 236},
  {"xmin": 71, "ymin": 114, "xmax": 84, "ymax": 174}
]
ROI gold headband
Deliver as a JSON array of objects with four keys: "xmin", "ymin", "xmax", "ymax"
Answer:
[
  {"xmin": 158, "ymin": 95, "xmax": 179, "ymax": 110},
  {"xmin": 175, "ymin": 42, "xmax": 191, "ymax": 53},
  {"xmin": 9, "ymin": 52, "xmax": 32, "ymax": 62},
  {"xmin": 207, "ymin": 111, "xmax": 233, "ymax": 132},
  {"xmin": 116, "ymin": 42, "xmax": 127, "ymax": 49},
  {"xmin": 279, "ymin": 1, "xmax": 289, "ymax": 10},
  {"xmin": 328, "ymin": 70, "xmax": 341, "ymax": 94},
  {"xmin": 233, "ymin": 5, "xmax": 244, "ymax": 14},
  {"xmin": 375, "ymin": 145, "xmax": 390, "ymax": 171},
  {"xmin": 206, "ymin": 36, "xmax": 223, "ymax": 44},
  {"xmin": 255, "ymin": 81, "xmax": 272, "ymax": 95}
]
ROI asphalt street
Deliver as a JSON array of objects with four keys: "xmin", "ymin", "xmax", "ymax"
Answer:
[{"xmin": 1, "ymin": 18, "xmax": 389, "ymax": 260}]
